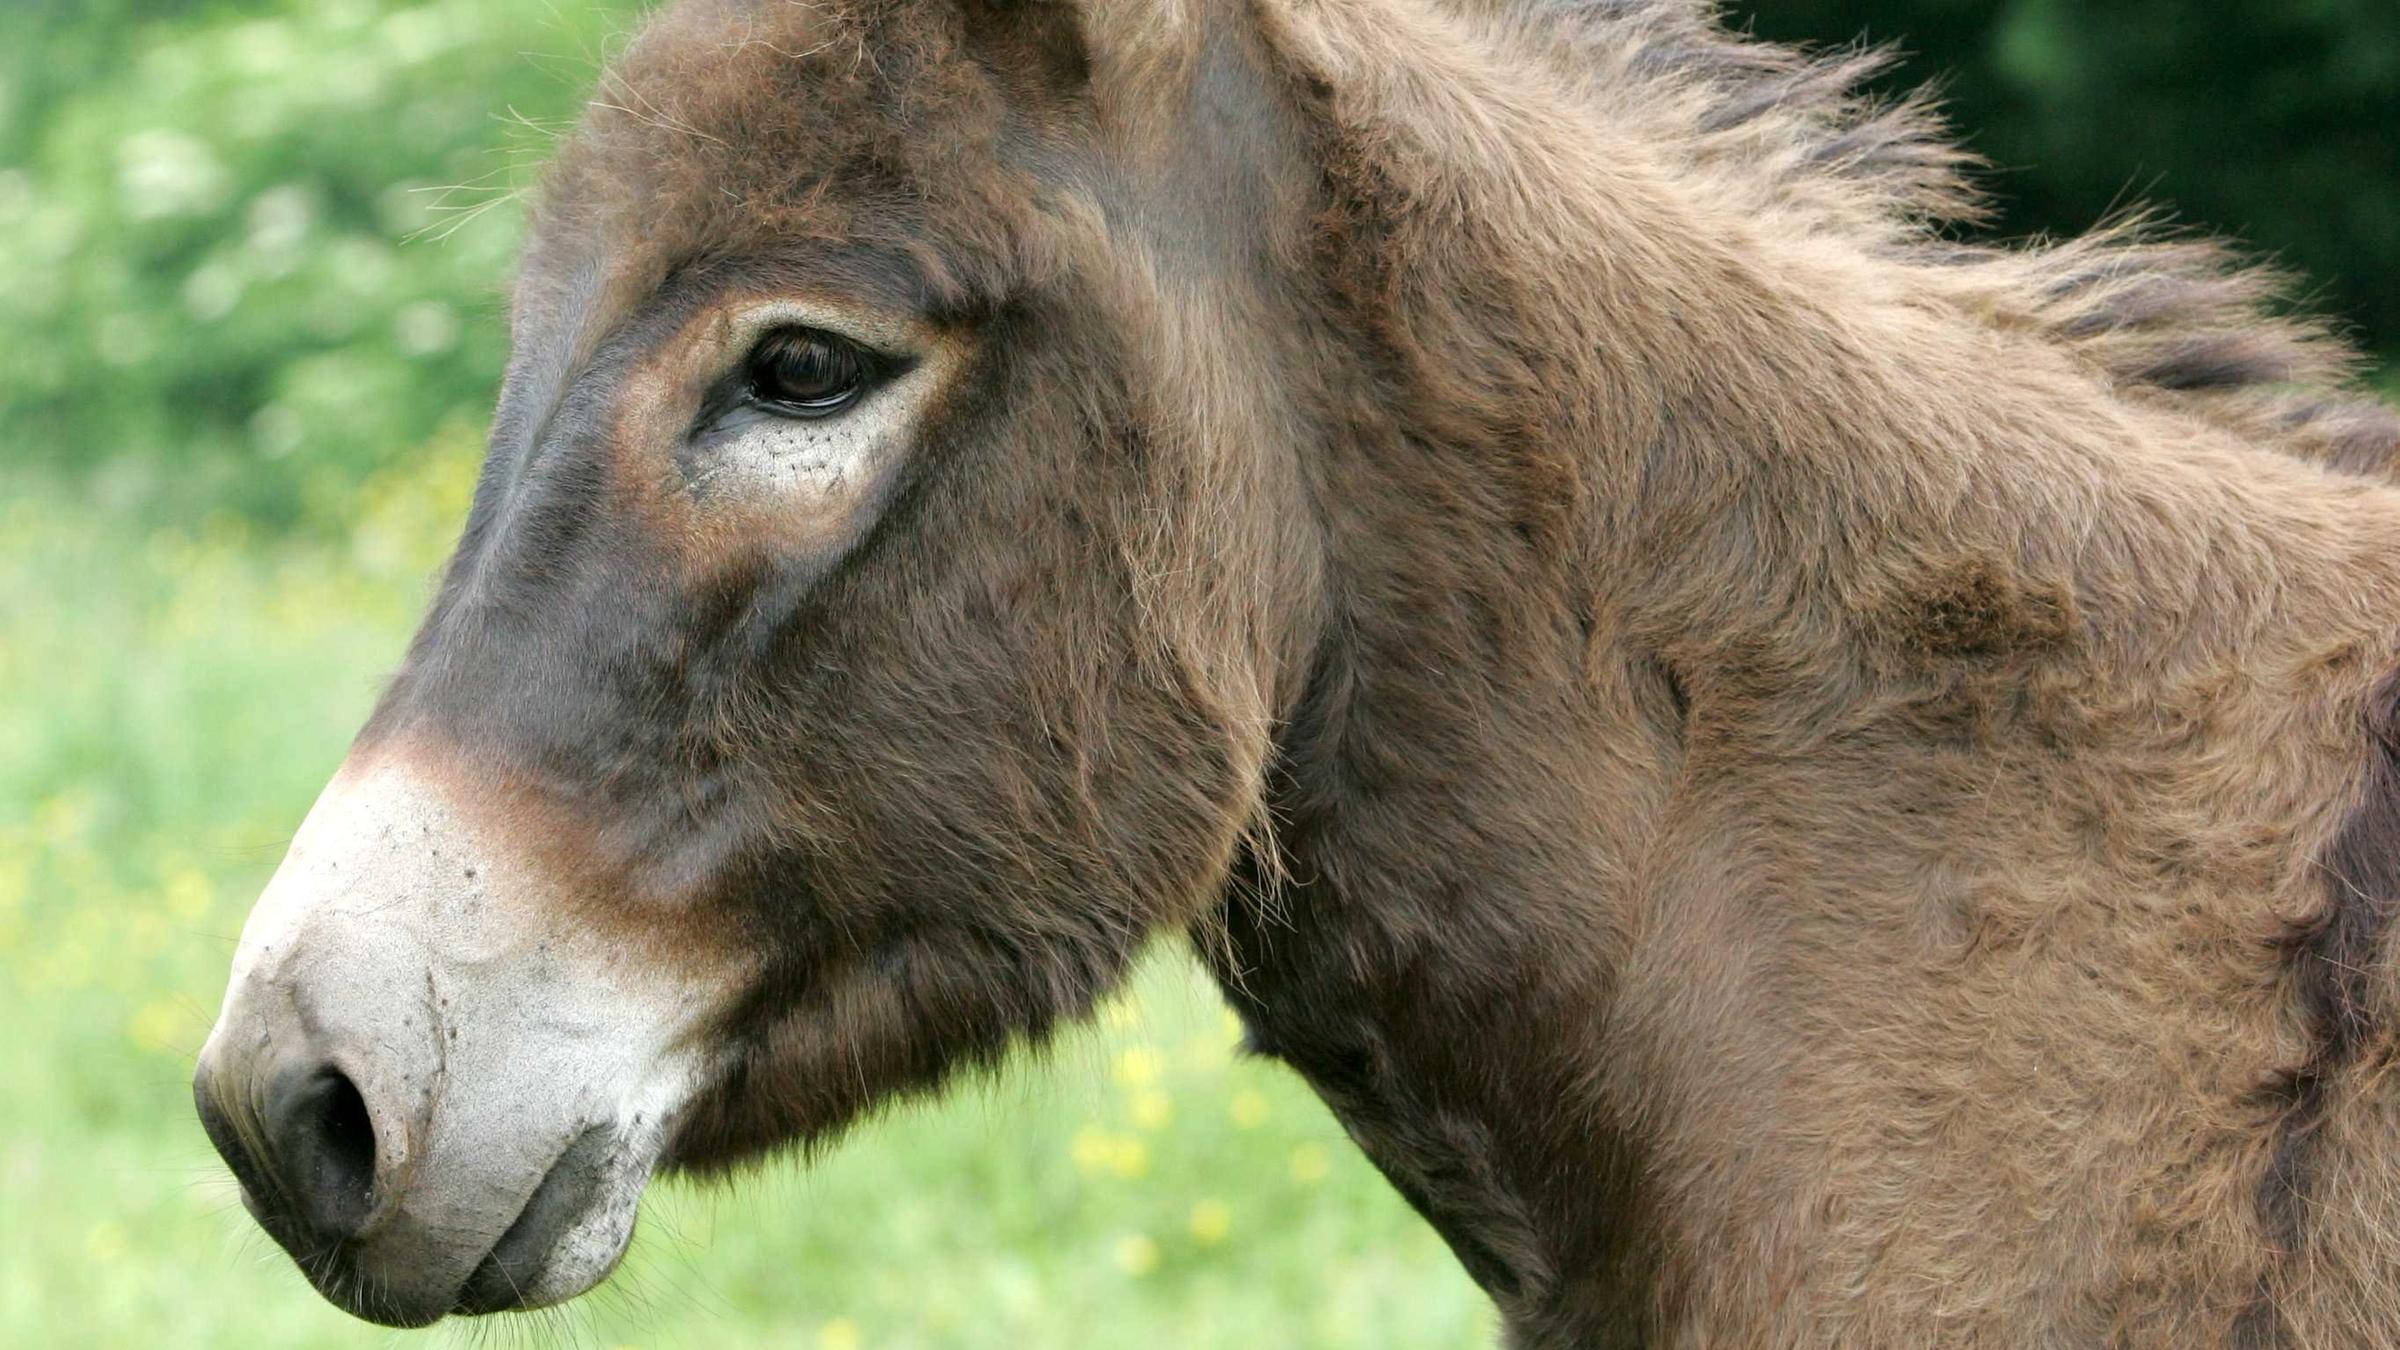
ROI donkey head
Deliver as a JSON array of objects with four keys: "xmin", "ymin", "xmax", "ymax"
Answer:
[{"xmin": 194, "ymin": 0, "xmax": 1333, "ymax": 1324}]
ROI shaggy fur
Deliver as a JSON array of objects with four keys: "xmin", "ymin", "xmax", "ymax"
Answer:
[{"xmin": 347, "ymin": 0, "xmax": 2400, "ymax": 1342}]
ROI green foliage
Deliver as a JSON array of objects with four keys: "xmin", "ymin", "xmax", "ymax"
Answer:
[
  {"xmin": 1738, "ymin": 0, "xmax": 2400, "ymax": 361},
  {"xmin": 0, "ymin": 0, "xmax": 640, "ymax": 530}
]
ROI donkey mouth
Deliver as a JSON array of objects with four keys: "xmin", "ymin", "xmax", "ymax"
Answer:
[
  {"xmin": 451, "ymin": 1124, "xmax": 628, "ymax": 1317},
  {"xmin": 243, "ymin": 1120, "xmax": 640, "ymax": 1329}
]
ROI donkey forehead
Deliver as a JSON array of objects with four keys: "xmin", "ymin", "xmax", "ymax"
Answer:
[
  {"xmin": 509, "ymin": 0, "xmax": 1321, "ymax": 349},
  {"xmin": 495, "ymin": 5, "xmax": 1112, "ymax": 412},
  {"xmin": 529, "ymin": 0, "xmax": 1082, "ymax": 271}
]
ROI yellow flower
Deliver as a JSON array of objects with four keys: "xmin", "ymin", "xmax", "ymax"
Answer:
[
  {"xmin": 1290, "ymin": 1143, "xmax": 1331, "ymax": 1184},
  {"xmin": 1130, "ymin": 1089, "xmax": 1174, "ymax": 1132},
  {"xmin": 818, "ymin": 1318, "xmax": 863, "ymax": 1350},
  {"xmin": 85, "ymin": 1223, "xmax": 129, "ymax": 1263},
  {"xmin": 1110, "ymin": 1135, "xmax": 1151, "ymax": 1180},
  {"xmin": 162, "ymin": 863, "xmax": 215, "ymax": 921},
  {"xmin": 1070, "ymin": 1127, "xmax": 1150, "ymax": 1179},
  {"xmin": 1112, "ymin": 1045, "xmax": 1165, "ymax": 1089},
  {"xmin": 1069, "ymin": 1124, "xmax": 1116, "ymax": 1176},
  {"xmin": 1113, "ymin": 1233, "xmax": 1161, "ymax": 1277},
  {"xmin": 128, "ymin": 1000, "xmax": 187, "ymax": 1055},
  {"xmin": 1229, "ymin": 1089, "xmax": 1270, "ymax": 1130},
  {"xmin": 1188, "ymin": 1199, "xmax": 1232, "ymax": 1246},
  {"xmin": 34, "ymin": 791, "xmax": 95, "ymax": 844}
]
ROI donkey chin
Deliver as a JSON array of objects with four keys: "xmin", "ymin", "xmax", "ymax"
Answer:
[{"xmin": 191, "ymin": 757, "xmax": 730, "ymax": 1327}]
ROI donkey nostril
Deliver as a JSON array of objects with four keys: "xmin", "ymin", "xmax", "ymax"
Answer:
[
  {"xmin": 267, "ymin": 1065, "xmax": 380, "ymax": 1242},
  {"xmin": 313, "ymin": 1070, "xmax": 377, "ymax": 1194}
]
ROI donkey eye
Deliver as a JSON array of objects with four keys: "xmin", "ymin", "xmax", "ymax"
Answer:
[{"xmin": 746, "ymin": 328, "xmax": 873, "ymax": 417}]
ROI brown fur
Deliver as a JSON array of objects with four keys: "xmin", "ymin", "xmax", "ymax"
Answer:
[{"xmin": 357, "ymin": 0, "xmax": 2400, "ymax": 1342}]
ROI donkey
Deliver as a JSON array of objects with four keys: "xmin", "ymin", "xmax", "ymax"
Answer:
[{"xmin": 193, "ymin": 0, "xmax": 2400, "ymax": 1342}]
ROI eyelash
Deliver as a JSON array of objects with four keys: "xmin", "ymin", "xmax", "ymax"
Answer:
[{"xmin": 743, "ymin": 327, "xmax": 888, "ymax": 419}]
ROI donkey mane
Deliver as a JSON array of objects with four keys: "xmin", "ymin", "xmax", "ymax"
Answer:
[{"xmin": 1487, "ymin": 0, "xmax": 2400, "ymax": 479}]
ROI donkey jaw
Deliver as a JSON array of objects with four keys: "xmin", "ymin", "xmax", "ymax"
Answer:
[{"xmin": 193, "ymin": 758, "xmax": 730, "ymax": 1326}]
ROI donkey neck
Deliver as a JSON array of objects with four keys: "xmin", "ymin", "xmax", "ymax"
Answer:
[
  {"xmin": 1196, "ymin": 12, "xmax": 1793, "ymax": 1329},
  {"xmin": 1203, "ymin": 1, "xmax": 2400, "ymax": 1341},
  {"xmin": 1246, "ymin": 0, "xmax": 2399, "ymax": 677}
]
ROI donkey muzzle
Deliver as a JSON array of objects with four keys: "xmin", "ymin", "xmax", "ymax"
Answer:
[{"xmin": 192, "ymin": 758, "xmax": 722, "ymax": 1326}]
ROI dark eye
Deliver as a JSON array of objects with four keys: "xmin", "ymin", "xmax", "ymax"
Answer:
[{"xmin": 746, "ymin": 328, "xmax": 871, "ymax": 417}]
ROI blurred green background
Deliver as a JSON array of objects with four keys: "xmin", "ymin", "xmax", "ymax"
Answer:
[
  {"xmin": 1743, "ymin": 0, "xmax": 2400, "ymax": 357},
  {"xmin": 0, "ymin": 1, "xmax": 2390, "ymax": 1346}
]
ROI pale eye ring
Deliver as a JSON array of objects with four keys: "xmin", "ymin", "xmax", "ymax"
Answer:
[{"xmin": 745, "ymin": 327, "xmax": 876, "ymax": 418}]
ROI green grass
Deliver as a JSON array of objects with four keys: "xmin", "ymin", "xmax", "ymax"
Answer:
[{"xmin": 0, "ymin": 445, "xmax": 1495, "ymax": 1348}]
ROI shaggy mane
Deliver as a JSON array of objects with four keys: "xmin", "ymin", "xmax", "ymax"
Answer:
[{"xmin": 1490, "ymin": 0, "xmax": 2400, "ymax": 478}]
